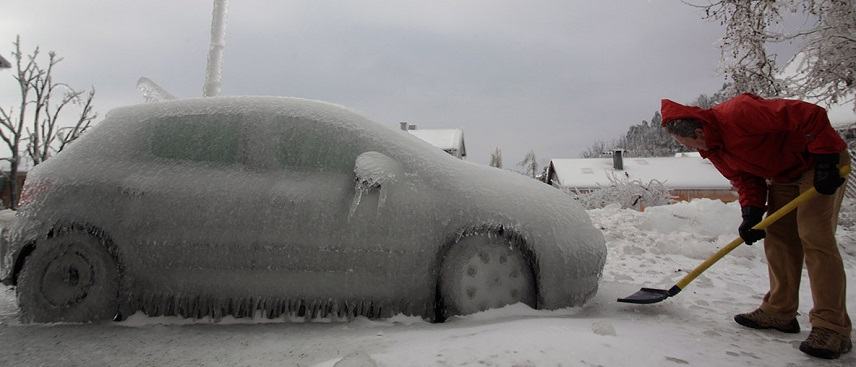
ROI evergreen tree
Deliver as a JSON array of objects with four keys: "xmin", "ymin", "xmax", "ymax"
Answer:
[{"xmin": 517, "ymin": 150, "xmax": 538, "ymax": 178}]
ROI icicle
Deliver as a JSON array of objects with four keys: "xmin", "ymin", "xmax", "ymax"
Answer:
[
  {"xmin": 251, "ymin": 297, "xmax": 260, "ymax": 319},
  {"xmin": 277, "ymin": 299, "xmax": 287, "ymax": 318},
  {"xmin": 297, "ymin": 301, "xmax": 306, "ymax": 318},
  {"xmin": 323, "ymin": 301, "xmax": 333, "ymax": 319},
  {"xmin": 372, "ymin": 302, "xmax": 382, "ymax": 318},
  {"xmin": 310, "ymin": 300, "xmax": 320, "ymax": 319},
  {"xmin": 377, "ymin": 187, "xmax": 388, "ymax": 213},
  {"xmin": 348, "ymin": 185, "xmax": 365, "ymax": 221},
  {"xmin": 154, "ymin": 293, "xmax": 165, "ymax": 316}
]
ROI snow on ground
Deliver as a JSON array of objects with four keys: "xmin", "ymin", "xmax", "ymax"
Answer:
[{"xmin": 1, "ymin": 199, "xmax": 854, "ymax": 366}]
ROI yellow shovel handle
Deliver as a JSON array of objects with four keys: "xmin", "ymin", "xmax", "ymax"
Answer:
[{"xmin": 674, "ymin": 164, "xmax": 851, "ymax": 290}]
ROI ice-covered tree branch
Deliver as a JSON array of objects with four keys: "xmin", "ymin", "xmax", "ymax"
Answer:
[
  {"xmin": 689, "ymin": 0, "xmax": 856, "ymax": 110},
  {"xmin": 0, "ymin": 36, "xmax": 97, "ymax": 208}
]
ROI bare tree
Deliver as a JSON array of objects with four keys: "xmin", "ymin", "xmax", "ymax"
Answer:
[
  {"xmin": 489, "ymin": 147, "xmax": 503, "ymax": 168},
  {"xmin": 689, "ymin": 0, "xmax": 856, "ymax": 110},
  {"xmin": 559, "ymin": 173, "xmax": 672, "ymax": 211},
  {"xmin": 0, "ymin": 36, "xmax": 96, "ymax": 208}
]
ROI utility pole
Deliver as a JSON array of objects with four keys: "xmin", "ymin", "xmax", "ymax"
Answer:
[{"xmin": 203, "ymin": 0, "xmax": 228, "ymax": 97}]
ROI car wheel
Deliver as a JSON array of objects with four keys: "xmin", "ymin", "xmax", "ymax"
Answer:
[
  {"xmin": 17, "ymin": 233, "xmax": 120, "ymax": 323},
  {"xmin": 439, "ymin": 233, "xmax": 536, "ymax": 318}
]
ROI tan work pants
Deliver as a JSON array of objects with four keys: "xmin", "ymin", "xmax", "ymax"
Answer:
[{"xmin": 760, "ymin": 151, "xmax": 852, "ymax": 336}]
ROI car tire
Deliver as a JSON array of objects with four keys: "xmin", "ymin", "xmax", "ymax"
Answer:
[
  {"xmin": 439, "ymin": 233, "xmax": 536, "ymax": 318},
  {"xmin": 17, "ymin": 232, "xmax": 120, "ymax": 323}
]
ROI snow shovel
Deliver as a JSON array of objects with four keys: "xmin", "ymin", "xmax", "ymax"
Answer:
[{"xmin": 617, "ymin": 164, "xmax": 851, "ymax": 304}]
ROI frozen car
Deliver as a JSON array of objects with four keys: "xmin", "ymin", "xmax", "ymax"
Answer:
[{"xmin": 0, "ymin": 96, "xmax": 606, "ymax": 323}]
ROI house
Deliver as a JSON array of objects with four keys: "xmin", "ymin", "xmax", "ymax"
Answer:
[
  {"xmin": 834, "ymin": 121, "xmax": 856, "ymax": 199},
  {"xmin": 400, "ymin": 122, "xmax": 467, "ymax": 159},
  {"xmin": 834, "ymin": 120, "xmax": 856, "ymax": 147},
  {"xmin": 0, "ymin": 160, "xmax": 31, "ymax": 209},
  {"xmin": 0, "ymin": 54, "xmax": 10, "ymax": 69},
  {"xmin": 0, "ymin": 172, "xmax": 27, "ymax": 208},
  {"xmin": 545, "ymin": 150, "xmax": 737, "ymax": 202}
]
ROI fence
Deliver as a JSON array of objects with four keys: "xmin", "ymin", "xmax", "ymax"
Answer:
[{"xmin": 847, "ymin": 149, "xmax": 856, "ymax": 199}]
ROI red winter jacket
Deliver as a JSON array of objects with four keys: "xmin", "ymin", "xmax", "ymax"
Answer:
[{"xmin": 660, "ymin": 93, "xmax": 846, "ymax": 208}]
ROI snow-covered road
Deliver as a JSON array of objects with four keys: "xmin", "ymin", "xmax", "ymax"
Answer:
[{"xmin": 1, "ymin": 199, "xmax": 854, "ymax": 366}]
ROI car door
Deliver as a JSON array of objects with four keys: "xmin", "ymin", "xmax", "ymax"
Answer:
[
  {"xmin": 257, "ymin": 115, "xmax": 414, "ymax": 300},
  {"xmin": 124, "ymin": 113, "xmax": 273, "ymax": 293}
]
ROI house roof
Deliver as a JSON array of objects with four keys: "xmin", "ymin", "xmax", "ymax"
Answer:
[
  {"xmin": 407, "ymin": 129, "xmax": 466, "ymax": 156},
  {"xmin": 833, "ymin": 120, "xmax": 856, "ymax": 130},
  {"xmin": 549, "ymin": 155, "xmax": 732, "ymax": 189}
]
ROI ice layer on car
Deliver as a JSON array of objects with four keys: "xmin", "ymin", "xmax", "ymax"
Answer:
[{"xmin": 3, "ymin": 96, "xmax": 607, "ymax": 320}]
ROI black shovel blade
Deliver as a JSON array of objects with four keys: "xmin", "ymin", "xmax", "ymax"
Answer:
[{"xmin": 617, "ymin": 287, "xmax": 672, "ymax": 304}]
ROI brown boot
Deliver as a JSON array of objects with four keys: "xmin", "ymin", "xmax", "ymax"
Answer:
[
  {"xmin": 799, "ymin": 327, "xmax": 852, "ymax": 359},
  {"xmin": 733, "ymin": 309, "xmax": 800, "ymax": 333}
]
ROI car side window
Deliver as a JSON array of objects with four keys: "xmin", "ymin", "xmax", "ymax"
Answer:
[
  {"xmin": 276, "ymin": 119, "xmax": 361, "ymax": 172},
  {"xmin": 150, "ymin": 114, "xmax": 241, "ymax": 165}
]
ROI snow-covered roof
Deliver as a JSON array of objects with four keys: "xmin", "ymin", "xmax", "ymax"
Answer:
[
  {"xmin": 549, "ymin": 156, "xmax": 732, "ymax": 190},
  {"xmin": 674, "ymin": 152, "xmax": 701, "ymax": 158},
  {"xmin": 407, "ymin": 129, "xmax": 466, "ymax": 157},
  {"xmin": 833, "ymin": 120, "xmax": 856, "ymax": 129},
  {"xmin": 407, "ymin": 129, "xmax": 463, "ymax": 150}
]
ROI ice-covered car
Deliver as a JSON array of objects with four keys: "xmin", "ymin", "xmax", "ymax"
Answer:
[{"xmin": 0, "ymin": 96, "xmax": 606, "ymax": 323}]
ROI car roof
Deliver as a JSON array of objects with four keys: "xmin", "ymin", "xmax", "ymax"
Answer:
[
  {"xmin": 106, "ymin": 96, "xmax": 367, "ymax": 127},
  {"xmin": 89, "ymin": 96, "xmax": 453, "ymax": 165}
]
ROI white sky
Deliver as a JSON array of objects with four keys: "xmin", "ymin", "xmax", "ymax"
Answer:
[{"xmin": 1, "ymin": 0, "xmax": 853, "ymax": 164}]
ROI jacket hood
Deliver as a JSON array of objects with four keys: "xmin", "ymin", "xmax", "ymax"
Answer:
[{"xmin": 660, "ymin": 99, "xmax": 717, "ymax": 126}]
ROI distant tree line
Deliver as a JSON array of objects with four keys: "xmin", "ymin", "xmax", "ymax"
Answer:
[{"xmin": 581, "ymin": 88, "xmax": 732, "ymax": 158}]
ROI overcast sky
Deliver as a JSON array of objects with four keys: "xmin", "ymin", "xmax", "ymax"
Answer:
[{"xmin": 2, "ymin": 0, "xmax": 848, "ymax": 165}]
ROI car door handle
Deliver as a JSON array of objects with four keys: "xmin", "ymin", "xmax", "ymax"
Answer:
[{"xmin": 120, "ymin": 186, "xmax": 145, "ymax": 198}]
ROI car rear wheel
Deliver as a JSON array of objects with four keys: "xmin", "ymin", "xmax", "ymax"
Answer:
[
  {"xmin": 439, "ymin": 233, "xmax": 536, "ymax": 318},
  {"xmin": 17, "ymin": 233, "xmax": 120, "ymax": 323}
]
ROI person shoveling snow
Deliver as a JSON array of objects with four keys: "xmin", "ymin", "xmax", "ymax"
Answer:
[{"xmin": 658, "ymin": 93, "xmax": 852, "ymax": 360}]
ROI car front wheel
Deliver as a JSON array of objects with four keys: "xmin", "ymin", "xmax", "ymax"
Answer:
[
  {"xmin": 439, "ymin": 233, "xmax": 536, "ymax": 318},
  {"xmin": 17, "ymin": 232, "xmax": 120, "ymax": 323}
]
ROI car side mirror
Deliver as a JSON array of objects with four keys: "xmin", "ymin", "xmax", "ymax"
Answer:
[
  {"xmin": 353, "ymin": 151, "xmax": 403, "ymax": 191},
  {"xmin": 350, "ymin": 151, "xmax": 403, "ymax": 220}
]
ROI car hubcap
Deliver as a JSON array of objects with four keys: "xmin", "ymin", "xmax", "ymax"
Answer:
[
  {"xmin": 40, "ymin": 249, "xmax": 95, "ymax": 307},
  {"xmin": 457, "ymin": 241, "xmax": 533, "ymax": 314}
]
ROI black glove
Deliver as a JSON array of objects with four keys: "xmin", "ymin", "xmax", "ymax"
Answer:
[
  {"xmin": 813, "ymin": 153, "xmax": 845, "ymax": 195},
  {"xmin": 738, "ymin": 206, "xmax": 766, "ymax": 245}
]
